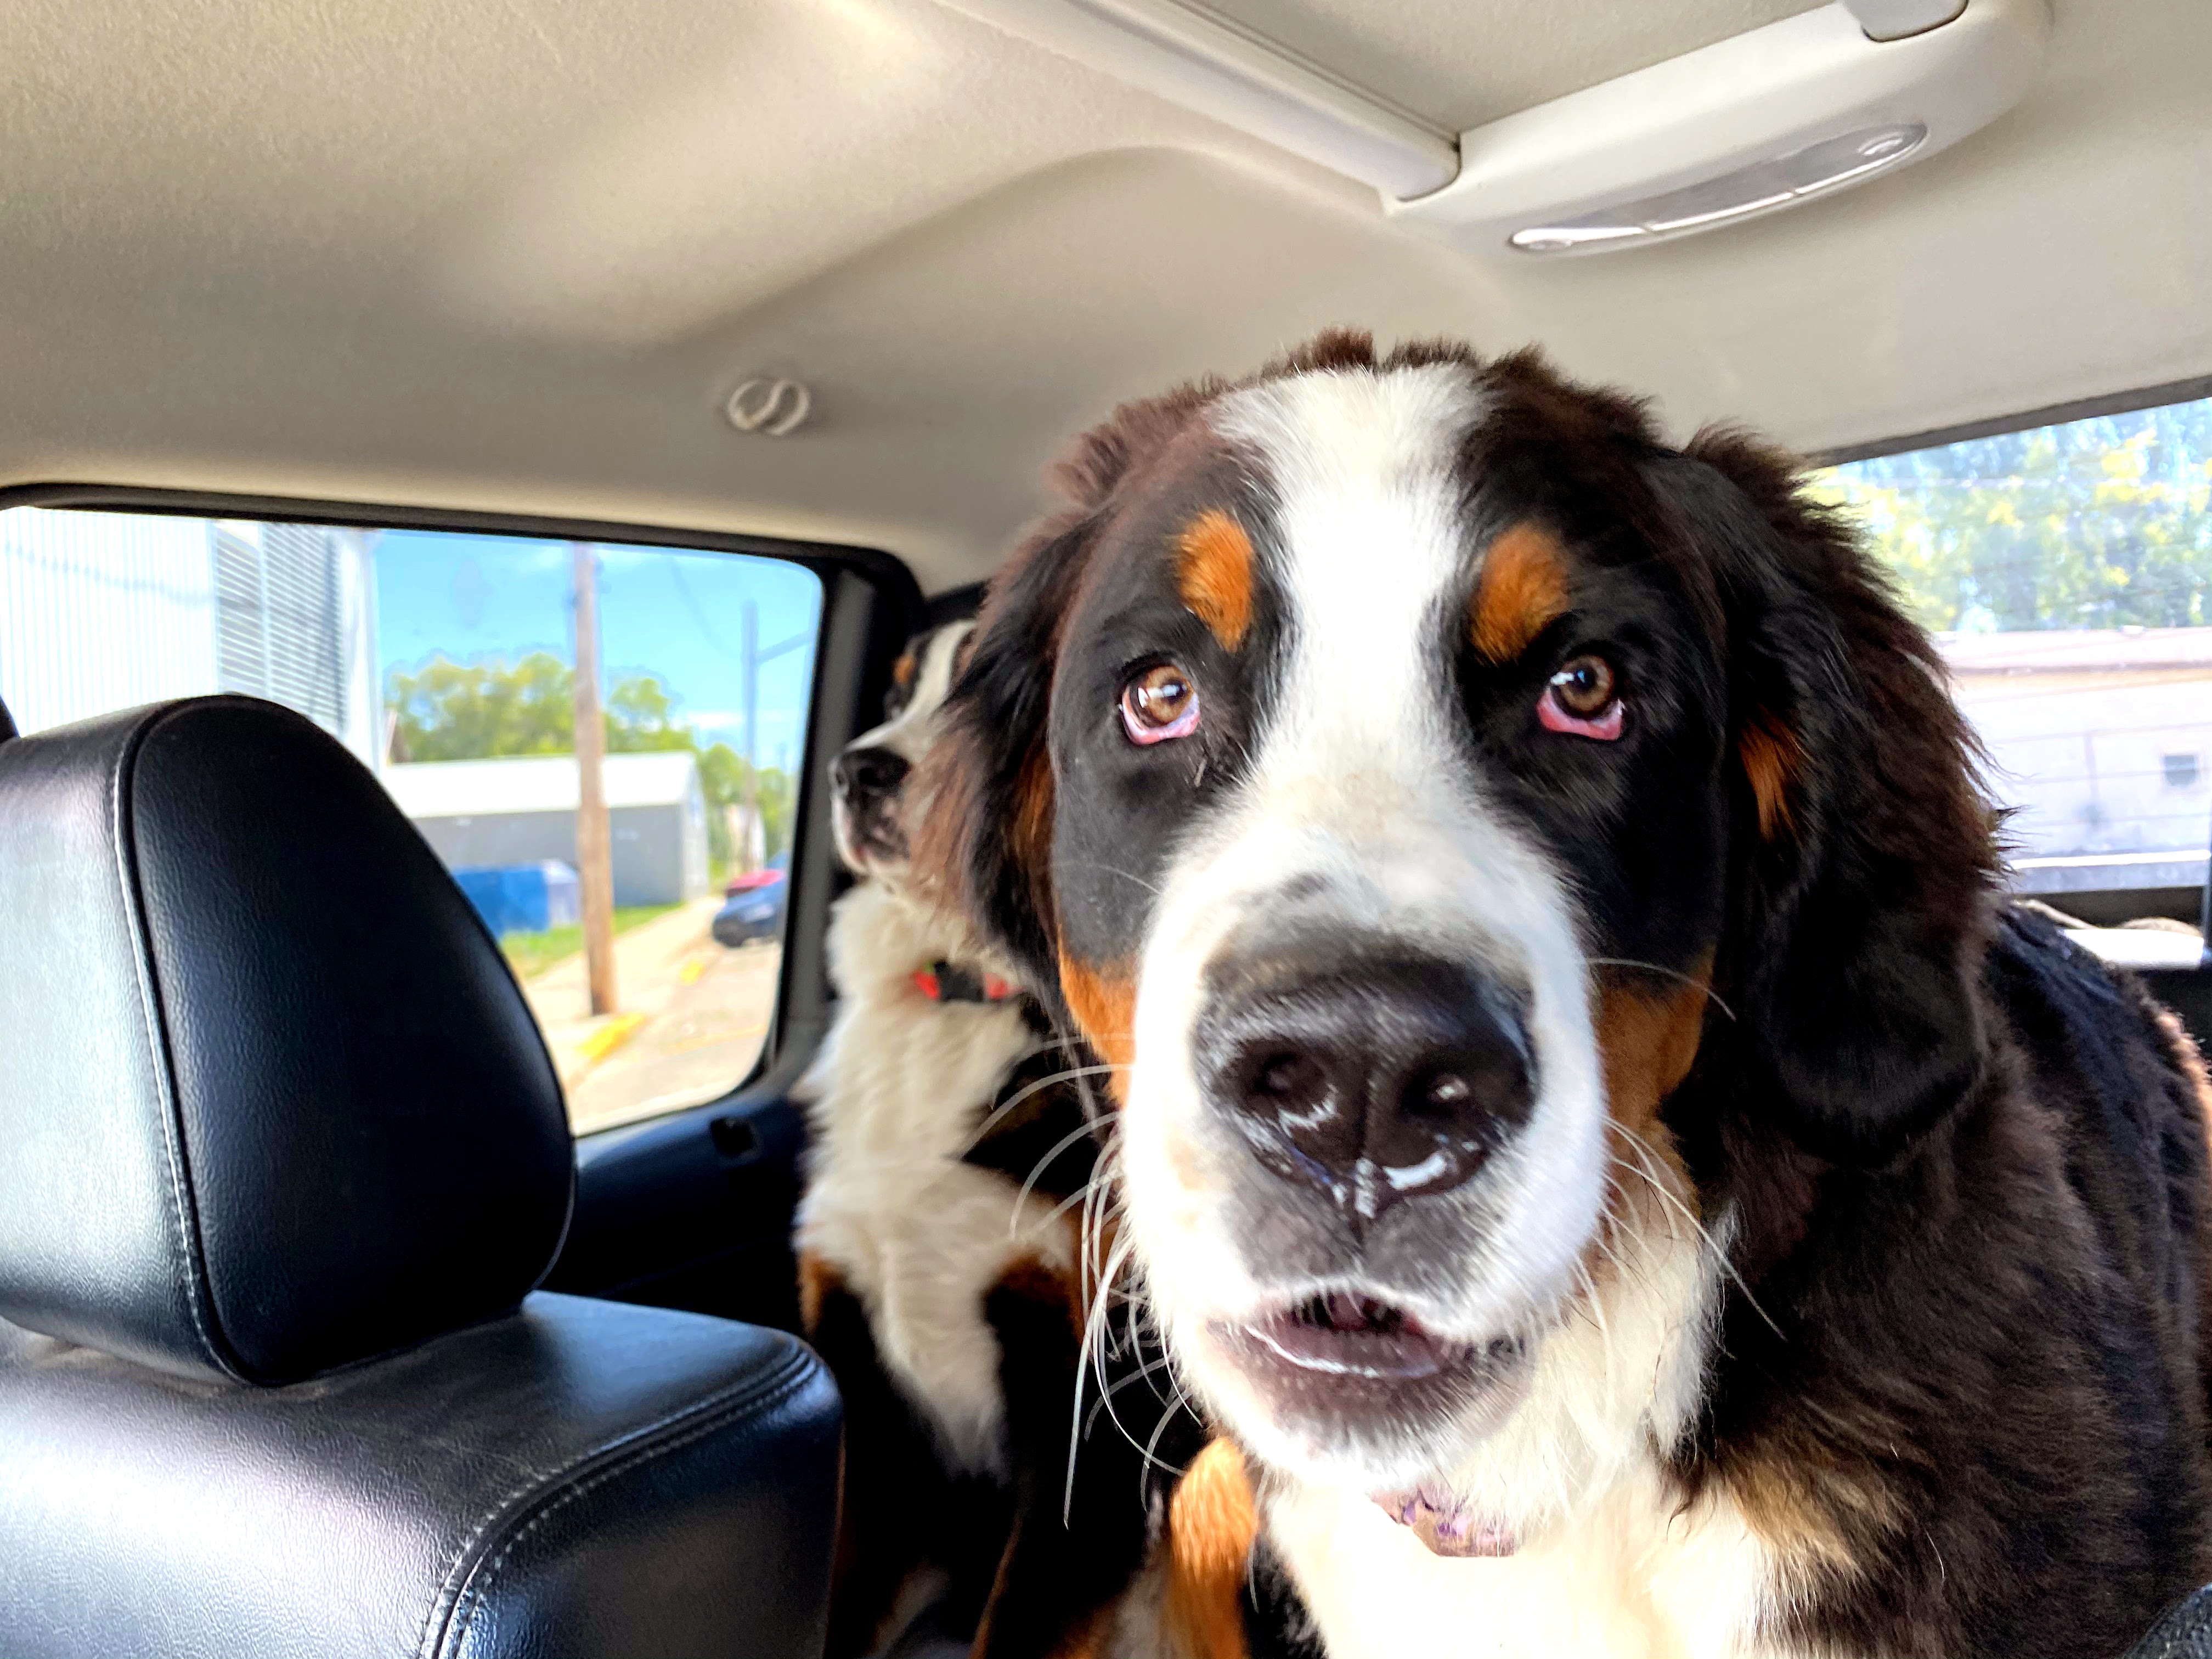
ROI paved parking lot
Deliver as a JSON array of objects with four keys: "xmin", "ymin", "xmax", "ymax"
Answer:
[{"xmin": 521, "ymin": 895, "xmax": 782, "ymax": 1135}]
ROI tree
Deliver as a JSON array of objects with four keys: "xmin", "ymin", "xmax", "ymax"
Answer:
[
  {"xmin": 385, "ymin": 654, "xmax": 799, "ymax": 861},
  {"xmin": 1816, "ymin": 399, "xmax": 2212, "ymax": 634},
  {"xmin": 385, "ymin": 651, "xmax": 573, "ymax": 760}
]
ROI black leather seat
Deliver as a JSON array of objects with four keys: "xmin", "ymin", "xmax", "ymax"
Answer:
[{"xmin": 0, "ymin": 695, "xmax": 840, "ymax": 1658}]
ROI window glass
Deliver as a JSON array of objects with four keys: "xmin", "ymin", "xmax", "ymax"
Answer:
[
  {"xmin": 0, "ymin": 508, "xmax": 821, "ymax": 1132},
  {"xmin": 1818, "ymin": 397, "xmax": 2212, "ymax": 924}
]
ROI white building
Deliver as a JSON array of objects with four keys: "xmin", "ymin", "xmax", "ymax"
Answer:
[
  {"xmin": 0, "ymin": 508, "xmax": 381, "ymax": 768},
  {"xmin": 1942, "ymin": 628, "xmax": 2212, "ymax": 899},
  {"xmin": 383, "ymin": 752, "xmax": 711, "ymax": 907}
]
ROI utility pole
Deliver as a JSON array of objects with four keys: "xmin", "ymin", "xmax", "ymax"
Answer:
[
  {"xmin": 737, "ymin": 600, "xmax": 810, "ymax": 873},
  {"xmin": 572, "ymin": 541, "xmax": 618, "ymax": 1015}
]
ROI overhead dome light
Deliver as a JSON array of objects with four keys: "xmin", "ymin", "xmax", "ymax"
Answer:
[
  {"xmin": 1507, "ymin": 122, "xmax": 1928, "ymax": 255},
  {"xmin": 1396, "ymin": 0, "xmax": 2046, "ymax": 257},
  {"xmin": 937, "ymin": 0, "xmax": 2047, "ymax": 256}
]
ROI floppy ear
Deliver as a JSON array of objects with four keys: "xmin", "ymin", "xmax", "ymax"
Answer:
[
  {"xmin": 916, "ymin": 379, "xmax": 1222, "ymax": 1003},
  {"xmin": 914, "ymin": 513, "xmax": 1093, "ymax": 999},
  {"xmin": 1662, "ymin": 432, "xmax": 2000, "ymax": 1165}
]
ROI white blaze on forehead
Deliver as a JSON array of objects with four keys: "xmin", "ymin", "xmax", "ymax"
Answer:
[
  {"xmin": 1214, "ymin": 363, "xmax": 1481, "ymax": 786},
  {"xmin": 853, "ymin": 619, "xmax": 971, "ymax": 760}
]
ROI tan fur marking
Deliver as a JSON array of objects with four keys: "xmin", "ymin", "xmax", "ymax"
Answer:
[
  {"xmin": 1165, "ymin": 1439, "xmax": 1259, "ymax": 1659},
  {"xmin": 1176, "ymin": 509, "xmax": 1256, "ymax": 651},
  {"xmin": 1058, "ymin": 955, "xmax": 1136, "ymax": 1103},
  {"xmin": 1469, "ymin": 522, "xmax": 1570, "ymax": 663},
  {"xmin": 1586, "ymin": 972, "xmax": 1707, "ymax": 1297},
  {"xmin": 890, "ymin": 650, "xmax": 917, "ymax": 689},
  {"xmin": 1040, "ymin": 1607, "xmax": 1113, "ymax": 1659},
  {"xmin": 1728, "ymin": 1438, "xmax": 1900, "ymax": 1585},
  {"xmin": 796, "ymin": 1248, "xmax": 840, "ymax": 1335},
  {"xmin": 1739, "ymin": 713, "xmax": 1801, "ymax": 840},
  {"xmin": 1595, "ymin": 968, "xmax": 1712, "ymax": 1137},
  {"xmin": 1014, "ymin": 743, "xmax": 1055, "ymax": 873}
]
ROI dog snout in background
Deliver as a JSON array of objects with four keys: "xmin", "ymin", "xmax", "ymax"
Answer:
[
  {"xmin": 827, "ymin": 620, "xmax": 970, "ymax": 881},
  {"xmin": 830, "ymin": 744, "xmax": 911, "ymax": 865}
]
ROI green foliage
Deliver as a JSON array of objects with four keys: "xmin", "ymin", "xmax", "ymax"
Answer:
[
  {"xmin": 386, "ymin": 651, "xmax": 574, "ymax": 760},
  {"xmin": 385, "ymin": 654, "xmax": 798, "ymax": 863},
  {"xmin": 1815, "ymin": 398, "xmax": 2212, "ymax": 634}
]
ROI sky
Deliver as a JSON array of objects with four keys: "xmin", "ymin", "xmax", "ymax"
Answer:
[{"xmin": 373, "ymin": 531, "xmax": 822, "ymax": 772}]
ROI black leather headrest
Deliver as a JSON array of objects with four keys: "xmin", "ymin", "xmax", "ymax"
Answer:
[{"xmin": 0, "ymin": 697, "xmax": 573, "ymax": 1384}]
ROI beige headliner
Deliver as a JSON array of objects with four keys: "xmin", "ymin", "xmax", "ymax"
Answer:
[{"xmin": 2, "ymin": 0, "xmax": 2206, "ymax": 592}]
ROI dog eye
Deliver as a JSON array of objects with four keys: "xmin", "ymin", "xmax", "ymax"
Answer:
[
  {"xmin": 1120, "ymin": 663, "xmax": 1200, "ymax": 745},
  {"xmin": 1538, "ymin": 655, "xmax": 1624, "ymax": 741}
]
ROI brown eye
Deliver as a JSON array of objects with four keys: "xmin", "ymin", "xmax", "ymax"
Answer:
[
  {"xmin": 1120, "ymin": 663, "xmax": 1200, "ymax": 745},
  {"xmin": 1538, "ymin": 655, "xmax": 1624, "ymax": 741},
  {"xmin": 1550, "ymin": 656, "xmax": 1615, "ymax": 716}
]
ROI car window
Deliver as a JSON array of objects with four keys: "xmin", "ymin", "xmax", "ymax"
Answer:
[
  {"xmin": 1816, "ymin": 396, "xmax": 2212, "ymax": 930},
  {"xmin": 0, "ymin": 507, "xmax": 822, "ymax": 1134}
]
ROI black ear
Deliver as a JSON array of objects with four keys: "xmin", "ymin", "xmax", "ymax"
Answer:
[
  {"xmin": 915, "ymin": 513, "xmax": 1095, "ymax": 996},
  {"xmin": 917, "ymin": 378, "xmax": 1215, "ymax": 995},
  {"xmin": 1660, "ymin": 433, "xmax": 2000, "ymax": 1165}
]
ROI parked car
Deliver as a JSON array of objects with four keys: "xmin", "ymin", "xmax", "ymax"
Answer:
[{"xmin": 712, "ymin": 852, "xmax": 788, "ymax": 946}]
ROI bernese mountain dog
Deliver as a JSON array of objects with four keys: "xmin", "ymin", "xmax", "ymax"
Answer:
[
  {"xmin": 917, "ymin": 331, "xmax": 2212, "ymax": 1658},
  {"xmin": 796, "ymin": 621, "xmax": 1232, "ymax": 1658}
]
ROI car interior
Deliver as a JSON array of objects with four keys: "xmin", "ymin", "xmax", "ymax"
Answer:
[{"xmin": 1, "ymin": 0, "xmax": 2208, "ymax": 1654}]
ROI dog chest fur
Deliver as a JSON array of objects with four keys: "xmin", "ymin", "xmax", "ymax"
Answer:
[
  {"xmin": 1267, "ymin": 1464, "xmax": 1797, "ymax": 1659},
  {"xmin": 797, "ymin": 879, "xmax": 1074, "ymax": 1479}
]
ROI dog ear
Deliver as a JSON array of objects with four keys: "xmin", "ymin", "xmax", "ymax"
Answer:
[
  {"xmin": 918, "ymin": 376, "xmax": 1233, "ymax": 996},
  {"xmin": 1661, "ymin": 432, "xmax": 2000, "ymax": 1165},
  {"xmin": 915, "ymin": 513, "xmax": 1093, "ymax": 996}
]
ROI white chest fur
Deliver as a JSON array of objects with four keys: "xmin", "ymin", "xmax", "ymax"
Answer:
[
  {"xmin": 1259, "ymin": 1183, "xmax": 1826, "ymax": 1659},
  {"xmin": 1267, "ymin": 1466, "xmax": 1799, "ymax": 1659},
  {"xmin": 796, "ymin": 883, "xmax": 1076, "ymax": 1479}
]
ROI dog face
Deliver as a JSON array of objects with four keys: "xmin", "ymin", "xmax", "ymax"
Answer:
[
  {"xmin": 924, "ymin": 334, "xmax": 1991, "ymax": 1498},
  {"xmin": 830, "ymin": 620, "xmax": 973, "ymax": 884}
]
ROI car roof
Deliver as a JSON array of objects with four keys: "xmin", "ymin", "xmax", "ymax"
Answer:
[{"xmin": 2, "ymin": 0, "xmax": 2205, "ymax": 594}]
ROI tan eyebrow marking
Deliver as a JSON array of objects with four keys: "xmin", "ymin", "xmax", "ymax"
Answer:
[
  {"xmin": 891, "ymin": 651, "xmax": 918, "ymax": 689},
  {"xmin": 1469, "ymin": 522, "xmax": 1570, "ymax": 663},
  {"xmin": 1175, "ymin": 509, "xmax": 1256, "ymax": 652}
]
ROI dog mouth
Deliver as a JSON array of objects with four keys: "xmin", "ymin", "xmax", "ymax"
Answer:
[
  {"xmin": 831, "ymin": 800, "xmax": 909, "ymax": 874},
  {"xmin": 1202, "ymin": 1291, "xmax": 1535, "ymax": 1483},
  {"xmin": 1211, "ymin": 1292, "xmax": 1526, "ymax": 1408},
  {"xmin": 1232, "ymin": 1294, "xmax": 1504, "ymax": 1380}
]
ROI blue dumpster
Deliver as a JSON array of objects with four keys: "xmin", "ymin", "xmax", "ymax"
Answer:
[{"xmin": 452, "ymin": 861, "xmax": 582, "ymax": 937}]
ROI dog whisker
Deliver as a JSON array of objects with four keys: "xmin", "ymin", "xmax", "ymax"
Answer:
[
  {"xmin": 961, "ymin": 1062, "xmax": 1124, "ymax": 1155},
  {"xmin": 1608, "ymin": 1131, "xmax": 1784, "ymax": 1340},
  {"xmin": 1587, "ymin": 957, "xmax": 1738, "ymax": 1023}
]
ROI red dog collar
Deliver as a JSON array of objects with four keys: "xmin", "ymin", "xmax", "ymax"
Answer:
[{"xmin": 912, "ymin": 961, "xmax": 1019, "ymax": 1004}]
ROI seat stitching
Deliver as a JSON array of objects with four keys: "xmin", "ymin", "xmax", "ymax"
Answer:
[
  {"xmin": 109, "ymin": 702, "xmax": 237, "ymax": 1378},
  {"xmin": 414, "ymin": 1345, "xmax": 822, "ymax": 1659}
]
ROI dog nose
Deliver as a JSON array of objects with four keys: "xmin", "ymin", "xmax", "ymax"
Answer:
[
  {"xmin": 831, "ymin": 746, "xmax": 909, "ymax": 808},
  {"xmin": 1195, "ymin": 945, "xmax": 1534, "ymax": 1226}
]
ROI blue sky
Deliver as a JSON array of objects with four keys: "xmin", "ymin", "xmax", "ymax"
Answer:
[{"xmin": 374, "ymin": 531, "xmax": 822, "ymax": 773}]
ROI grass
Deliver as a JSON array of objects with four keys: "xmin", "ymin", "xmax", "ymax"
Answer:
[{"xmin": 501, "ymin": 904, "xmax": 680, "ymax": 980}]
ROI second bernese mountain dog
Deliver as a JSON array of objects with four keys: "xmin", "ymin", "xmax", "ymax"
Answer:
[
  {"xmin": 918, "ymin": 331, "xmax": 2212, "ymax": 1658},
  {"xmin": 797, "ymin": 622, "xmax": 1236, "ymax": 1658}
]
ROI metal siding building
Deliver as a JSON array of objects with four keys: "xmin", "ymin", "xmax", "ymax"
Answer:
[
  {"xmin": 0, "ymin": 509, "xmax": 381, "ymax": 767},
  {"xmin": 0, "ymin": 510, "xmax": 219, "ymax": 732},
  {"xmin": 384, "ymin": 752, "xmax": 710, "ymax": 909}
]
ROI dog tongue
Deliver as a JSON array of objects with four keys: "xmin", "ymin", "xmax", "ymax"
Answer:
[{"xmin": 1374, "ymin": 1487, "xmax": 1516, "ymax": 1558}]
